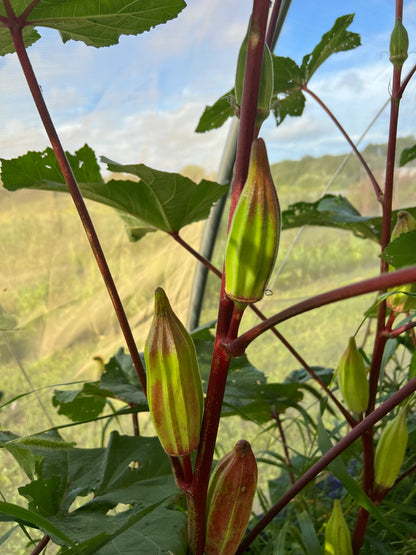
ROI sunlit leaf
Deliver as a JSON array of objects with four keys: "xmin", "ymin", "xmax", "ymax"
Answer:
[
  {"xmin": 399, "ymin": 144, "xmax": 416, "ymax": 167},
  {"xmin": 300, "ymin": 14, "xmax": 361, "ymax": 84},
  {"xmin": 0, "ymin": 0, "xmax": 186, "ymax": 55},
  {"xmin": 195, "ymin": 91, "xmax": 235, "ymax": 133},
  {"xmin": 1, "ymin": 145, "xmax": 227, "ymax": 240}
]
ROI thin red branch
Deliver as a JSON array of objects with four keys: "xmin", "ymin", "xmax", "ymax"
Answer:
[
  {"xmin": 272, "ymin": 409, "xmax": 295, "ymax": 485},
  {"xmin": 303, "ymin": 86, "xmax": 383, "ymax": 204},
  {"xmin": 30, "ymin": 535, "xmax": 50, "ymax": 555},
  {"xmin": 7, "ymin": 20, "xmax": 147, "ymax": 392},
  {"xmin": 225, "ymin": 266, "xmax": 416, "ymax": 357}
]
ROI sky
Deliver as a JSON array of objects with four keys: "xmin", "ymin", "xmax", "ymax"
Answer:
[{"xmin": 1, "ymin": 0, "xmax": 416, "ymax": 176}]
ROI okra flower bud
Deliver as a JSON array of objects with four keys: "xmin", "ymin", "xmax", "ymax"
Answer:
[
  {"xmin": 387, "ymin": 211, "xmax": 416, "ymax": 312},
  {"xmin": 144, "ymin": 287, "xmax": 203, "ymax": 457},
  {"xmin": 374, "ymin": 408, "xmax": 408, "ymax": 491},
  {"xmin": 389, "ymin": 18, "xmax": 409, "ymax": 68},
  {"xmin": 204, "ymin": 440, "xmax": 257, "ymax": 555},
  {"xmin": 225, "ymin": 138, "xmax": 281, "ymax": 305},
  {"xmin": 324, "ymin": 499, "xmax": 353, "ymax": 555},
  {"xmin": 337, "ymin": 337, "xmax": 369, "ymax": 414}
]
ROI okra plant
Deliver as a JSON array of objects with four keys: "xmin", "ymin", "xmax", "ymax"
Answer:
[{"xmin": 1, "ymin": 0, "xmax": 416, "ymax": 553}]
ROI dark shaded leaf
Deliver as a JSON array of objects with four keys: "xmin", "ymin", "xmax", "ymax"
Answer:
[
  {"xmin": 381, "ymin": 230, "xmax": 416, "ymax": 268},
  {"xmin": 52, "ymin": 386, "xmax": 107, "ymax": 422},
  {"xmin": 0, "ymin": 502, "xmax": 79, "ymax": 551},
  {"xmin": 300, "ymin": 14, "xmax": 361, "ymax": 84},
  {"xmin": 0, "ymin": 0, "xmax": 186, "ymax": 55},
  {"xmin": 282, "ymin": 194, "xmax": 381, "ymax": 242},
  {"xmin": 195, "ymin": 91, "xmax": 235, "ymax": 133},
  {"xmin": 285, "ymin": 366, "xmax": 334, "ymax": 387},
  {"xmin": 99, "ymin": 348, "xmax": 147, "ymax": 406},
  {"xmin": 194, "ymin": 328, "xmax": 303, "ymax": 423},
  {"xmin": 400, "ymin": 145, "xmax": 416, "ymax": 167}
]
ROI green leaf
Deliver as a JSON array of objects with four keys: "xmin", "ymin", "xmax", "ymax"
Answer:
[
  {"xmin": 297, "ymin": 510, "xmax": 321, "ymax": 555},
  {"xmin": 0, "ymin": 431, "xmax": 42, "ymax": 481},
  {"xmin": 284, "ymin": 366, "xmax": 334, "ymax": 387},
  {"xmin": 57, "ymin": 506, "xmax": 187, "ymax": 555},
  {"xmin": 195, "ymin": 91, "xmax": 235, "ymax": 133},
  {"xmin": 273, "ymin": 56, "xmax": 303, "ymax": 93},
  {"xmin": 380, "ymin": 230, "xmax": 416, "ymax": 268},
  {"xmin": 300, "ymin": 14, "xmax": 361, "ymax": 84},
  {"xmin": 1, "ymin": 146, "xmax": 228, "ymax": 239},
  {"xmin": 51, "ymin": 349, "xmax": 148, "ymax": 422},
  {"xmin": 52, "ymin": 386, "xmax": 107, "ymax": 422},
  {"xmin": 317, "ymin": 415, "xmax": 403, "ymax": 540},
  {"xmin": 282, "ymin": 194, "xmax": 381, "ymax": 242},
  {"xmin": 1, "ymin": 144, "xmax": 103, "ymax": 190},
  {"xmin": 99, "ymin": 348, "xmax": 147, "ymax": 406},
  {"xmin": 0, "ymin": 0, "xmax": 186, "ymax": 55},
  {"xmin": 19, "ymin": 476, "xmax": 64, "ymax": 518},
  {"xmin": 399, "ymin": 145, "xmax": 416, "ymax": 167},
  {"xmin": 0, "ymin": 501, "xmax": 80, "ymax": 552},
  {"xmin": 194, "ymin": 329, "xmax": 303, "ymax": 423},
  {"xmin": 273, "ymin": 89, "xmax": 306, "ymax": 126}
]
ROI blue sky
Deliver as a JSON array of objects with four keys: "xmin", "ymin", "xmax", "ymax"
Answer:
[{"xmin": 1, "ymin": 0, "xmax": 416, "ymax": 174}]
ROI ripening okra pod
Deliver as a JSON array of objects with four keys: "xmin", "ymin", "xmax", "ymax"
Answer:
[
  {"xmin": 386, "ymin": 210, "xmax": 416, "ymax": 312},
  {"xmin": 144, "ymin": 287, "xmax": 203, "ymax": 457},
  {"xmin": 225, "ymin": 138, "xmax": 281, "ymax": 305},
  {"xmin": 374, "ymin": 407, "xmax": 408, "ymax": 491},
  {"xmin": 337, "ymin": 337, "xmax": 369, "ymax": 414},
  {"xmin": 204, "ymin": 440, "xmax": 258, "ymax": 555},
  {"xmin": 324, "ymin": 499, "xmax": 353, "ymax": 555}
]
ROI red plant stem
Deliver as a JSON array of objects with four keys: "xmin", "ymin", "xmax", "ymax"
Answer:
[
  {"xmin": 381, "ymin": 318, "xmax": 416, "ymax": 338},
  {"xmin": 187, "ymin": 318, "xmax": 233, "ymax": 554},
  {"xmin": 352, "ymin": 8, "xmax": 404, "ymax": 548},
  {"xmin": 170, "ymin": 232, "xmax": 222, "ymax": 278},
  {"xmin": 225, "ymin": 266, "xmax": 416, "ymax": 357},
  {"xmin": 236, "ymin": 376, "xmax": 416, "ymax": 553},
  {"xmin": 186, "ymin": 3, "xmax": 271, "ymax": 552},
  {"xmin": 5, "ymin": 12, "xmax": 147, "ymax": 392},
  {"xmin": 30, "ymin": 535, "xmax": 50, "ymax": 555},
  {"xmin": 131, "ymin": 410, "xmax": 140, "ymax": 437},
  {"xmin": 230, "ymin": 0, "xmax": 270, "ymax": 217},
  {"xmin": 272, "ymin": 409, "xmax": 295, "ymax": 485},
  {"xmin": 303, "ymin": 86, "xmax": 383, "ymax": 204}
]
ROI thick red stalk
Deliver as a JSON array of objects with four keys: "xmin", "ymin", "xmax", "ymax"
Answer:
[
  {"xmin": 186, "ymin": 3, "xmax": 271, "ymax": 551},
  {"xmin": 5, "ymin": 9, "xmax": 147, "ymax": 391},
  {"xmin": 352, "ymin": 15, "xmax": 404, "ymax": 546},
  {"xmin": 229, "ymin": 0, "xmax": 270, "ymax": 217}
]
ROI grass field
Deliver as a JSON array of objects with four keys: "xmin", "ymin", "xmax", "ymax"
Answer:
[{"xmin": 0, "ymin": 141, "xmax": 414, "ymax": 552}]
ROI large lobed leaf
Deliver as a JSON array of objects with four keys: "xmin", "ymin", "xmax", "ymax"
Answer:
[
  {"xmin": 0, "ymin": 0, "xmax": 186, "ymax": 55},
  {"xmin": 1, "ymin": 145, "xmax": 227, "ymax": 240},
  {"xmin": 0, "ymin": 430, "xmax": 186, "ymax": 552}
]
